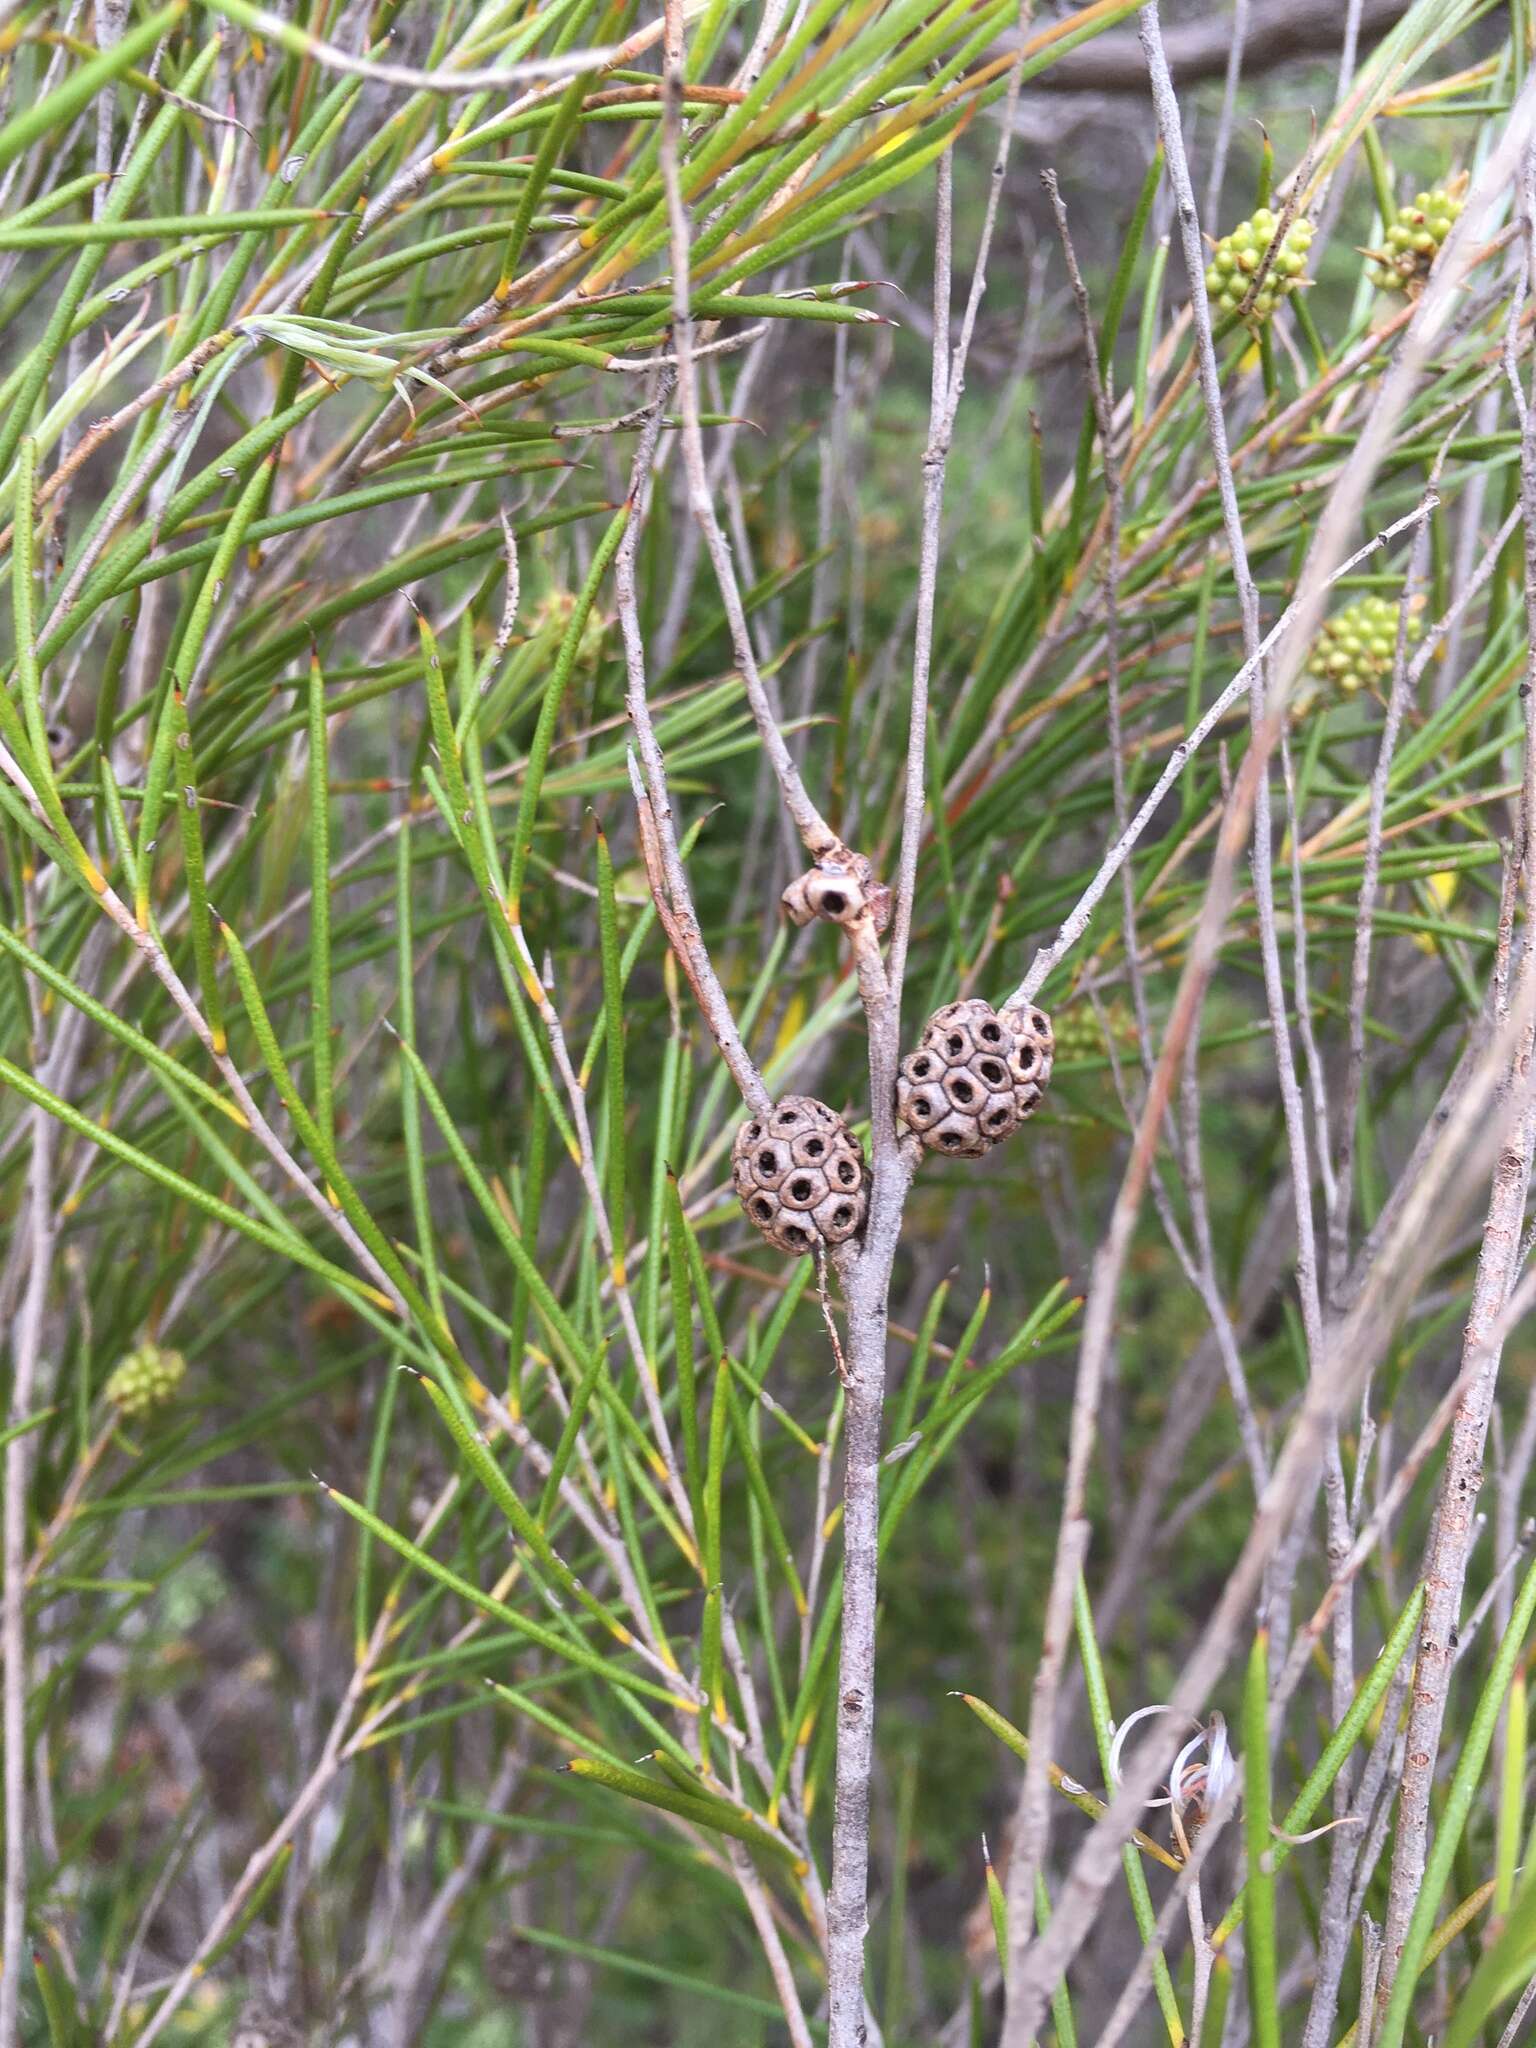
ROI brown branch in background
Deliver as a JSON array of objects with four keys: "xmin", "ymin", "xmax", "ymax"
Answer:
[
  {"xmin": 1007, "ymin": 163, "xmax": 1155, "ymax": 1984},
  {"xmin": 611, "ymin": 322, "xmax": 818, "ymax": 2044},
  {"xmin": 999, "ymin": 23, "xmax": 1536, "ymax": 2041},
  {"xmin": 209, "ymin": 0, "xmax": 672, "ymax": 93},
  {"xmin": 616, "ymin": 381, "xmax": 773, "ymax": 1121},
  {"xmin": 826, "ymin": 4, "xmax": 1043, "ymax": 2031},
  {"xmin": 656, "ymin": 9, "xmax": 845, "ymax": 871},
  {"xmin": 1329, "ymin": 440, "xmax": 1455, "ymax": 1298},
  {"xmin": 0, "ymin": 981, "xmax": 54, "ymax": 2048},
  {"xmin": 1004, "ymin": 502, "xmax": 1435, "ymax": 1009},
  {"xmin": 1377, "ymin": 144, "xmax": 1536, "ymax": 2007},
  {"xmin": 1007, "ymin": 0, "xmax": 1408, "ymax": 94}
]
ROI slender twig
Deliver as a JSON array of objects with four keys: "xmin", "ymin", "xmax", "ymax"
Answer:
[
  {"xmin": 537, "ymin": 958, "xmax": 699, "ymax": 1541},
  {"xmin": 101, "ymin": 1803, "xmax": 204, "ymax": 2042},
  {"xmin": 1379, "ymin": 147, "xmax": 1536, "ymax": 2004},
  {"xmin": 198, "ymin": 0, "xmax": 679, "ymax": 93},
  {"xmin": 381, "ymin": 1751, "xmax": 526, "ymax": 2042},
  {"xmin": 656, "ymin": 7, "xmax": 843, "ymax": 869},
  {"xmin": 2, "ymin": 328, "xmax": 238, "ymax": 553},
  {"xmin": 1496, "ymin": 1973, "xmax": 1536, "ymax": 2048},
  {"xmin": 1330, "ymin": 433, "xmax": 1458, "ymax": 1299},
  {"xmin": 1179, "ymin": 1041, "xmax": 1271, "ymax": 1495},
  {"xmin": 1006, "ymin": 169, "xmax": 1168, "ymax": 1993},
  {"xmin": 1202, "ymin": 0, "xmax": 1248, "ymax": 221},
  {"xmin": 886, "ymin": 147, "xmax": 952, "ymax": 1008},
  {"xmin": 728, "ymin": 1841, "xmax": 816, "ymax": 2048},
  {"xmin": 1158, "ymin": 14, "xmax": 1328, "ymax": 1389},
  {"xmin": 1003, "ymin": 502, "xmax": 1435, "ymax": 1009},
  {"xmin": 1093, "ymin": 1773, "xmax": 1243, "ymax": 2048},
  {"xmin": 1303, "ymin": 1670, "xmax": 1412, "ymax": 2046},
  {"xmin": 1455, "ymin": 1519, "xmax": 1533, "ymax": 1663},
  {"xmin": 616, "ymin": 382, "xmax": 772, "ymax": 1120},
  {"xmin": 999, "ymin": 45, "xmax": 1536, "ymax": 2036},
  {"xmin": 1281, "ymin": 728, "xmax": 1337, "ymax": 1226},
  {"xmin": 0, "ymin": 1007, "xmax": 54, "ymax": 2048}
]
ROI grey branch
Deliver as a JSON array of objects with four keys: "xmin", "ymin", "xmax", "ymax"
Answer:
[{"xmin": 1006, "ymin": 0, "xmax": 1408, "ymax": 95}]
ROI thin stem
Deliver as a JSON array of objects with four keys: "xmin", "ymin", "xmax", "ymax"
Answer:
[
  {"xmin": 1, "ymin": 1057, "xmax": 53, "ymax": 2048},
  {"xmin": 1004, "ymin": 504, "xmax": 1435, "ymax": 1009},
  {"xmin": 657, "ymin": 0, "xmax": 843, "ymax": 868},
  {"xmin": 999, "ymin": 43, "xmax": 1536, "ymax": 2036},
  {"xmin": 616, "ymin": 380, "xmax": 773, "ymax": 1121}
]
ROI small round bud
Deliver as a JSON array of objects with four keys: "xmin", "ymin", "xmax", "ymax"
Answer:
[
  {"xmin": 106, "ymin": 1342, "xmax": 186, "ymax": 1420},
  {"xmin": 1302, "ymin": 591, "xmax": 1422, "ymax": 708},
  {"xmin": 1050, "ymin": 1000, "xmax": 1133, "ymax": 1063},
  {"xmin": 1205, "ymin": 208, "xmax": 1313, "ymax": 328},
  {"xmin": 1369, "ymin": 179, "xmax": 1464, "ymax": 293}
]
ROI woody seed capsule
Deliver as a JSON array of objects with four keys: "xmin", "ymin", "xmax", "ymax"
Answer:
[{"xmin": 732, "ymin": 1096, "xmax": 867, "ymax": 1255}]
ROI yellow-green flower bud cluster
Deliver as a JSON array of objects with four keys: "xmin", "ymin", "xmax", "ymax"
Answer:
[
  {"xmin": 1306, "ymin": 594, "xmax": 1421, "ymax": 699},
  {"xmin": 105, "ymin": 1342, "xmax": 186, "ymax": 1419},
  {"xmin": 1050, "ymin": 1001, "xmax": 1136, "ymax": 1063},
  {"xmin": 1369, "ymin": 187, "xmax": 1463, "ymax": 294},
  {"xmin": 1205, "ymin": 209, "xmax": 1313, "ymax": 324}
]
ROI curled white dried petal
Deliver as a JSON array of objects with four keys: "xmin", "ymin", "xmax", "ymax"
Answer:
[
  {"xmin": 1107, "ymin": 1702, "xmax": 1174, "ymax": 1789},
  {"xmin": 1205, "ymin": 1713, "xmax": 1238, "ymax": 1804}
]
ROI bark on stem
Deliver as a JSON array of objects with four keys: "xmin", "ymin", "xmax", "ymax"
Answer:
[
  {"xmin": 999, "ymin": 53, "xmax": 1536, "ymax": 2034},
  {"xmin": 0, "ymin": 1095, "xmax": 53, "ymax": 2048},
  {"xmin": 824, "ymin": 1250, "xmax": 898, "ymax": 2047},
  {"xmin": 1378, "ymin": 1093, "xmax": 1536, "ymax": 1990},
  {"xmin": 1379, "ymin": 149, "xmax": 1536, "ymax": 1992},
  {"xmin": 825, "ymin": 6, "xmax": 1032, "ymax": 2007}
]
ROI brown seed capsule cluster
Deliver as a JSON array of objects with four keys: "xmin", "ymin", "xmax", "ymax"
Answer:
[
  {"xmin": 732, "ymin": 1096, "xmax": 867, "ymax": 1255},
  {"xmin": 897, "ymin": 998, "xmax": 1054, "ymax": 1158}
]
